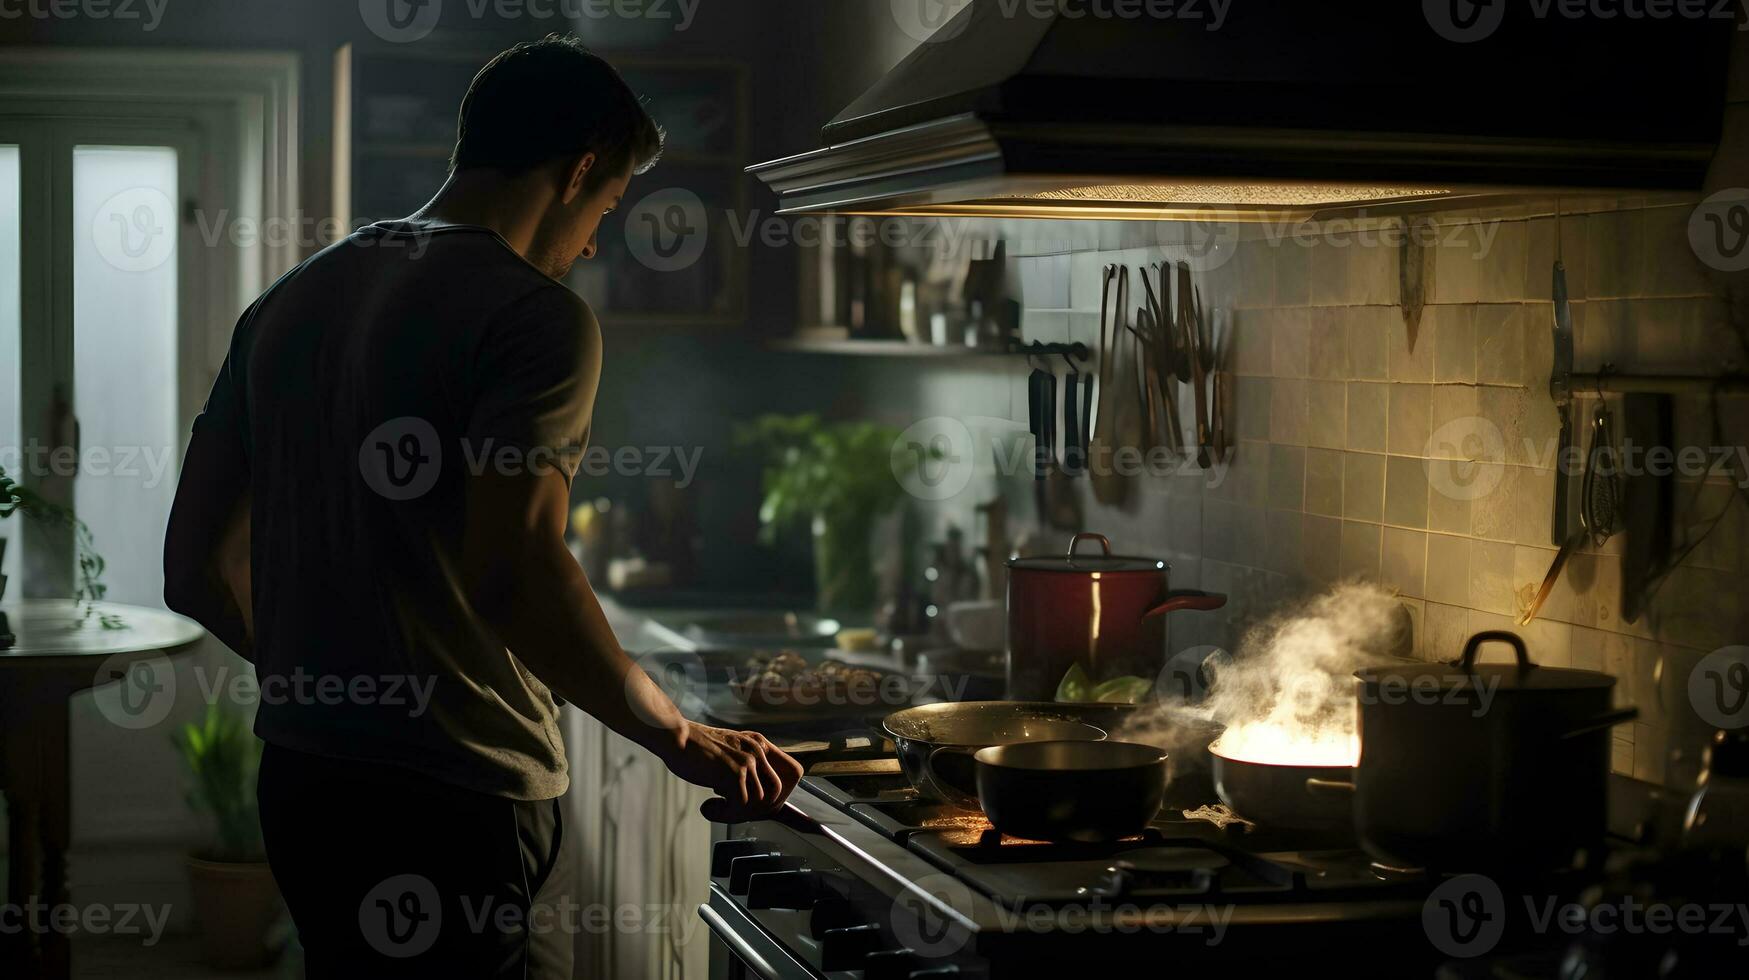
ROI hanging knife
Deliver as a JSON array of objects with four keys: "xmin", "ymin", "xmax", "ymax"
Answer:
[{"xmin": 1550, "ymin": 260, "xmax": 1576, "ymax": 545}]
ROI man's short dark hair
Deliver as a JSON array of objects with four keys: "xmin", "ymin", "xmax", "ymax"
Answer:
[{"xmin": 451, "ymin": 35, "xmax": 663, "ymax": 186}]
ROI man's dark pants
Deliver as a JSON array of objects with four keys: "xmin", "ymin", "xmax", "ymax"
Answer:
[{"xmin": 258, "ymin": 743, "xmax": 577, "ymax": 978}]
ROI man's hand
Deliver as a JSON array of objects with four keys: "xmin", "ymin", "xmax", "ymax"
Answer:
[{"xmin": 661, "ymin": 721, "xmax": 804, "ymax": 823}]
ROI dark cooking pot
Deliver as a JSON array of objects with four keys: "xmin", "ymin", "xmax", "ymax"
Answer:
[
  {"xmin": 1209, "ymin": 742, "xmax": 1354, "ymax": 831},
  {"xmin": 1315, "ymin": 630, "xmax": 1638, "ymax": 872},
  {"xmin": 883, "ymin": 702, "xmax": 1110, "ymax": 808},
  {"xmin": 1006, "ymin": 533, "xmax": 1226, "ymax": 701},
  {"xmin": 975, "ymin": 740, "xmax": 1168, "ymax": 843}
]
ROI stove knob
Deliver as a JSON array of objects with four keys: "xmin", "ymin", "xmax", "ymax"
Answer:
[
  {"xmin": 746, "ymin": 869, "xmax": 821, "ymax": 910},
  {"xmin": 820, "ymin": 923, "xmax": 884, "ymax": 971},
  {"xmin": 808, "ymin": 897, "xmax": 860, "ymax": 939},
  {"xmin": 863, "ymin": 947, "xmax": 922, "ymax": 980},
  {"xmin": 728, "ymin": 854, "xmax": 804, "ymax": 896},
  {"xmin": 710, "ymin": 838, "xmax": 767, "ymax": 877}
]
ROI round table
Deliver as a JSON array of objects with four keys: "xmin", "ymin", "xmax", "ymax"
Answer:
[{"xmin": 0, "ymin": 600, "xmax": 205, "ymax": 980}]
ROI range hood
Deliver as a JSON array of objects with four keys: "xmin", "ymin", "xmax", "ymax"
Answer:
[{"xmin": 750, "ymin": 1, "xmax": 1732, "ymax": 221}]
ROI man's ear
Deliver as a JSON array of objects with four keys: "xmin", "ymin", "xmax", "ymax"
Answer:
[{"xmin": 561, "ymin": 152, "xmax": 597, "ymax": 205}]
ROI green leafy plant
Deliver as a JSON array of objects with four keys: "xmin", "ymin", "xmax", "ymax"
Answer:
[
  {"xmin": 0, "ymin": 465, "xmax": 122, "ymax": 628},
  {"xmin": 734, "ymin": 414, "xmax": 923, "ymax": 613},
  {"xmin": 172, "ymin": 703, "xmax": 266, "ymax": 864}
]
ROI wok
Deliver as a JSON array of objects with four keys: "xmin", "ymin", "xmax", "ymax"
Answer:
[{"xmin": 883, "ymin": 701, "xmax": 1125, "ymax": 807}]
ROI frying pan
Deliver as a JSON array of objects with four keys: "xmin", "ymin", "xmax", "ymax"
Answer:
[
  {"xmin": 1208, "ymin": 741, "xmax": 1354, "ymax": 831},
  {"xmin": 883, "ymin": 701, "xmax": 1129, "ymax": 807}
]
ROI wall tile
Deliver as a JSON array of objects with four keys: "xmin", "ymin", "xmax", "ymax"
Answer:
[
  {"xmin": 1470, "ymin": 539, "xmax": 1516, "ymax": 616},
  {"xmin": 1475, "ymin": 304, "xmax": 1525, "ymax": 385},
  {"xmin": 1308, "ymin": 309, "xmax": 1347, "ymax": 379},
  {"xmin": 1427, "ymin": 386, "xmax": 1481, "ymax": 458},
  {"xmin": 1587, "ymin": 209, "xmax": 1644, "ymax": 300},
  {"xmin": 1310, "ymin": 236, "xmax": 1350, "ymax": 306},
  {"xmin": 1266, "ymin": 508, "xmax": 1304, "ymax": 576},
  {"xmin": 1342, "ymin": 452, "xmax": 1385, "ymax": 522},
  {"xmin": 1302, "ymin": 515, "xmax": 1342, "ymax": 585},
  {"xmin": 1305, "ymin": 448, "xmax": 1343, "ymax": 517},
  {"xmin": 1347, "ymin": 307, "xmax": 1392, "ymax": 381},
  {"xmin": 1479, "ymin": 218, "xmax": 1528, "ymax": 303},
  {"xmin": 1274, "ymin": 238, "xmax": 1311, "ymax": 307},
  {"xmin": 1346, "ymin": 382, "xmax": 1388, "ymax": 453},
  {"xmin": 1433, "ymin": 305, "xmax": 1477, "ymax": 384},
  {"xmin": 1425, "ymin": 533, "xmax": 1472, "ymax": 606},
  {"xmin": 1381, "ymin": 527, "xmax": 1427, "ymax": 597},
  {"xmin": 1340, "ymin": 521, "xmax": 1382, "ymax": 581},
  {"xmin": 1384, "ymin": 455, "xmax": 1430, "ymax": 529},
  {"xmin": 1267, "ymin": 444, "xmax": 1306, "ymax": 511},
  {"xmin": 1388, "ymin": 310, "xmax": 1436, "ymax": 381},
  {"xmin": 1306, "ymin": 381, "xmax": 1347, "ymax": 450},
  {"xmin": 1272, "ymin": 309, "xmax": 1311, "ymax": 379},
  {"xmin": 1426, "ymin": 477, "xmax": 1473, "ymax": 536},
  {"xmin": 1350, "ymin": 236, "xmax": 1399, "ymax": 306},
  {"xmin": 1424, "ymin": 601, "xmax": 1470, "ymax": 662},
  {"xmin": 1387, "ymin": 384, "xmax": 1433, "ymax": 457},
  {"xmin": 1235, "ymin": 376, "xmax": 1272, "ymax": 441},
  {"xmin": 1432, "ymin": 221, "xmax": 1483, "ymax": 304},
  {"xmin": 1233, "ymin": 308, "xmax": 1274, "ymax": 376},
  {"xmin": 1641, "ymin": 204, "xmax": 1712, "ymax": 298},
  {"xmin": 1269, "ymin": 378, "xmax": 1308, "ymax": 446}
]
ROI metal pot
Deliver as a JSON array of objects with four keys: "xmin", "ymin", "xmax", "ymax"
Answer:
[
  {"xmin": 974, "ymin": 740, "xmax": 1168, "ymax": 843},
  {"xmin": 1317, "ymin": 630, "xmax": 1638, "ymax": 872},
  {"xmin": 1006, "ymin": 533, "xmax": 1226, "ymax": 701},
  {"xmin": 883, "ymin": 701, "xmax": 1110, "ymax": 807},
  {"xmin": 1209, "ymin": 743, "xmax": 1353, "ymax": 831}
]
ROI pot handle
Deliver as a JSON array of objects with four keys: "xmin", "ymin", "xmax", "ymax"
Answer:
[
  {"xmin": 1067, "ymin": 532, "xmax": 1112, "ymax": 558},
  {"xmin": 1144, "ymin": 590, "xmax": 1228, "ymax": 618},
  {"xmin": 1561, "ymin": 707, "xmax": 1640, "ymax": 740},
  {"xmin": 924, "ymin": 745, "xmax": 980, "ymax": 807},
  {"xmin": 1305, "ymin": 778, "xmax": 1355, "ymax": 796},
  {"xmin": 1458, "ymin": 630, "xmax": 1534, "ymax": 672}
]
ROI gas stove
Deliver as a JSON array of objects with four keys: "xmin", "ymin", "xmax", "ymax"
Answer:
[{"xmin": 699, "ymin": 739, "xmax": 1749, "ymax": 979}]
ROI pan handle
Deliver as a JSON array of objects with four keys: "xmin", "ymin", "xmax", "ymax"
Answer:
[
  {"xmin": 1144, "ymin": 590, "xmax": 1227, "ymax": 618},
  {"xmin": 924, "ymin": 746, "xmax": 981, "ymax": 808},
  {"xmin": 1562, "ymin": 707, "xmax": 1639, "ymax": 740},
  {"xmin": 1458, "ymin": 630, "xmax": 1534, "ymax": 672},
  {"xmin": 1305, "ymin": 778, "xmax": 1355, "ymax": 796}
]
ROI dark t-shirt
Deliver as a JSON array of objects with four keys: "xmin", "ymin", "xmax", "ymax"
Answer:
[{"xmin": 195, "ymin": 220, "xmax": 600, "ymax": 800}]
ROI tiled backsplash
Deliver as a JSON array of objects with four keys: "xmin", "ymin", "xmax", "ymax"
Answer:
[{"xmin": 850, "ymin": 199, "xmax": 1746, "ymax": 790}]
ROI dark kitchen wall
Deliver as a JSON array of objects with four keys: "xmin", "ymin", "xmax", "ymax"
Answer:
[{"xmin": 778, "ymin": 3, "xmax": 1749, "ymax": 793}]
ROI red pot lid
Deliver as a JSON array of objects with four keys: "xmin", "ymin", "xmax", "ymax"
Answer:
[{"xmin": 1006, "ymin": 533, "xmax": 1167, "ymax": 574}]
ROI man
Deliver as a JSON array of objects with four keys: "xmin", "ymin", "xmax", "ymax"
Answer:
[{"xmin": 163, "ymin": 36, "xmax": 801, "ymax": 977}]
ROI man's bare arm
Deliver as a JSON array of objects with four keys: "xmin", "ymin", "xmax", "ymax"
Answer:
[
  {"xmin": 460, "ymin": 465, "xmax": 802, "ymax": 821},
  {"xmin": 164, "ymin": 424, "xmax": 254, "ymax": 659}
]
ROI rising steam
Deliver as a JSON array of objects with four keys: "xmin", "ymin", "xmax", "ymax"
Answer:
[{"xmin": 1119, "ymin": 582, "xmax": 1412, "ymax": 767}]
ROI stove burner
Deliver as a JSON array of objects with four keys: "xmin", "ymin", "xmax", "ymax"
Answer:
[{"xmin": 974, "ymin": 827, "xmax": 1167, "ymax": 849}]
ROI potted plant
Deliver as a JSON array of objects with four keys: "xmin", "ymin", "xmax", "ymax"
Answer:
[
  {"xmin": 736, "ymin": 414, "xmax": 920, "ymax": 616},
  {"xmin": 172, "ymin": 702, "xmax": 282, "ymax": 969},
  {"xmin": 0, "ymin": 464, "xmax": 121, "ymax": 630}
]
